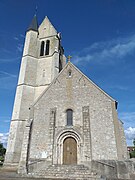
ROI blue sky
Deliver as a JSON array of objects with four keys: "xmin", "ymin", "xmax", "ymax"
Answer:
[{"xmin": 0, "ymin": 0, "xmax": 135, "ymax": 146}]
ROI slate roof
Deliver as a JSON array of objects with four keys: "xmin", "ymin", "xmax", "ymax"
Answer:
[{"xmin": 27, "ymin": 15, "xmax": 38, "ymax": 32}]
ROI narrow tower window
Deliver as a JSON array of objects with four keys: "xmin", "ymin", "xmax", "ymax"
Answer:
[
  {"xmin": 45, "ymin": 40, "xmax": 50, "ymax": 55},
  {"xmin": 66, "ymin": 109, "xmax": 73, "ymax": 126},
  {"xmin": 59, "ymin": 58, "xmax": 62, "ymax": 72},
  {"xmin": 40, "ymin": 41, "xmax": 45, "ymax": 56}
]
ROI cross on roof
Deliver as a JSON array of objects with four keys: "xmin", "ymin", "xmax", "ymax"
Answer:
[{"xmin": 67, "ymin": 55, "xmax": 72, "ymax": 62}]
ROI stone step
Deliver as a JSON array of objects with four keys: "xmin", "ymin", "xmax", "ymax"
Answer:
[
  {"xmin": 43, "ymin": 165, "xmax": 89, "ymax": 171},
  {"xmin": 130, "ymin": 173, "xmax": 135, "ymax": 179},
  {"xmin": 28, "ymin": 164, "xmax": 99, "ymax": 179},
  {"xmin": 1, "ymin": 169, "xmax": 134, "ymax": 180}
]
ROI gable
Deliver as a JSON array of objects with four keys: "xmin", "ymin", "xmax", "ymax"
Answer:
[
  {"xmin": 38, "ymin": 16, "xmax": 57, "ymax": 38},
  {"xmin": 32, "ymin": 62, "xmax": 115, "ymax": 108}
]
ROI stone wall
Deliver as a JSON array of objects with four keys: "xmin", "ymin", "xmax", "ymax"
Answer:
[
  {"xmin": 118, "ymin": 120, "xmax": 128, "ymax": 159},
  {"xmin": 27, "ymin": 62, "xmax": 123, "ymax": 167},
  {"xmin": 4, "ymin": 17, "xmax": 66, "ymax": 168}
]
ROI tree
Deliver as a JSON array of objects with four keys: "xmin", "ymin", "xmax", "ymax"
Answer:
[
  {"xmin": 0, "ymin": 143, "xmax": 6, "ymax": 163},
  {"xmin": 129, "ymin": 139, "xmax": 135, "ymax": 158},
  {"xmin": 133, "ymin": 139, "xmax": 135, "ymax": 147}
]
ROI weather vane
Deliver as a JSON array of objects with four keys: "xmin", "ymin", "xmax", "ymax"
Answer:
[
  {"xmin": 35, "ymin": 5, "xmax": 38, "ymax": 16},
  {"xmin": 67, "ymin": 55, "xmax": 72, "ymax": 62}
]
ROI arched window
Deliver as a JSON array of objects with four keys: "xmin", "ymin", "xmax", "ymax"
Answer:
[
  {"xmin": 45, "ymin": 40, "xmax": 50, "ymax": 55},
  {"xmin": 66, "ymin": 109, "xmax": 73, "ymax": 126},
  {"xmin": 40, "ymin": 41, "xmax": 45, "ymax": 56}
]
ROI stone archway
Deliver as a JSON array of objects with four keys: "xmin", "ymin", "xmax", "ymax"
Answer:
[
  {"xmin": 63, "ymin": 137, "xmax": 77, "ymax": 164},
  {"xmin": 53, "ymin": 128, "xmax": 83, "ymax": 165}
]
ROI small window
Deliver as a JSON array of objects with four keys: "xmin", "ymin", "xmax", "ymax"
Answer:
[
  {"xmin": 40, "ymin": 41, "xmax": 45, "ymax": 56},
  {"xmin": 68, "ymin": 71, "xmax": 72, "ymax": 77},
  {"xmin": 66, "ymin": 109, "xmax": 73, "ymax": 126},
  {"xmin": 45, "ymin": 40, "xmax": 50, "ymax": 55},
  {"xmin": 67, "ymin": 70, "xmax": 72, "ymax": 78}
]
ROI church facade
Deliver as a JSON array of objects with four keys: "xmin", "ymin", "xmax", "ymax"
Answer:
[{"xmin": 4, "ymin": 16, "xmax": 130, "ymax": 179}]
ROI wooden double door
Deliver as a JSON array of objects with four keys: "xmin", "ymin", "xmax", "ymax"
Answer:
[{"xmin": 63, "ymin": 137, "xmax": 77, "ymax": 165}]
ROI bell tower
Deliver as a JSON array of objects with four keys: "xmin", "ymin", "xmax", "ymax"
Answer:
[
  {"xmin": 34, "ymin": 16, "xmax": 66, "ymax": 99},
  {"xmin": 4, "ymin": 15, "xmax": 66, "ymax": 168}
]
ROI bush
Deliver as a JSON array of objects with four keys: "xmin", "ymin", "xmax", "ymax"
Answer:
[
  {"xmin": 0, "ymin": 143, "xmax": 6, "ymax": 165},
  {"xmin": 129, "ymin": 139, "xmax": 135, "ymax": 158},
  {"xmin": 0, "ymin": 156, "xmax": 4, "ymax": 162},
  {"xmin": 129, "ymin": 151, "xmax": 135, "ymax": 158}
]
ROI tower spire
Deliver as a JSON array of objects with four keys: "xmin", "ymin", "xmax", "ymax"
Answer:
[{"xmin": 27, "ymin": 15, "xmax": 38, "ymax": 32}]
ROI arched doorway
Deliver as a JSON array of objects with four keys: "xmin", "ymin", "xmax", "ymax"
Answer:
[{"xmin": 63, "ymin": 137, "xmax": 77, "ymax": 164}]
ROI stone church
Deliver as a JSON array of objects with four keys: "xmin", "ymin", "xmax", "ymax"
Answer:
[{"xmin": 4, "ymin": 16, "xmax": 134, "ymax": 179}]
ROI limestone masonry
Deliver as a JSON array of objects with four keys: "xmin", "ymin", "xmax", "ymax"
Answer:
[{"xmin": 4, "ymin": 15, "xmax": 135, "ymax": 179}]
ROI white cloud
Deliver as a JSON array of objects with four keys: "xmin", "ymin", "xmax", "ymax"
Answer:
[
  {"xmin": 20, "ymin": 34, "xmax": 25, "ymax": 39},
  {"xmin": 119, "ymin": 112, "xmax": 135, "ymax": 145},
  {"xmin": 0, "ymin": 71, "xmax": 17, "ymax": 90},
  {"xmin": 119, "ymin": 112, "xmax": 135, "ymax": 123},
  {"xmin": 0, "ymin": 77, "xmax": 17, "ymax": 89},
  {"xmin": 17, "ymin": 44, "xmax": 23, "ymax": 52},
  {"xmin": 119, "ymin": 111, "xmax": 135, "ymax": 132},
  {"xmin": 14, "ymin": 37, "xmax": 19, "ymax": 41},
  {"xmin": 109, "ymin": 85, "xmax": 129, "ymax": 91},
  {"xmin": 72, "ymin": 34, "xmax": 135, "ymax": 65},
  {"xmin": 0, "ymin": 31, "xmax": 23, "ymax": 63},
  {"xmin": 0, "ymin": 56, "xmax": 20, "ymax": 63},
  {"xmin": 125, "ymin": 127, "xmax": 135, "ymax": 140},
  {"xmin": 0, "ymin": 48, "xmax": 13, "ymax": 54},
  {"xmin": 0, "ymin": 116, "xmax": 10, "ymax": 123},
  {"xmin": 0, "ymin": 133, "xmax": 9, "ymax": 147},
  {"xmin": 3, "ymin": 120, "xmax": 10, "ymax": 123},
  {"xmin": 0, "ymin": 71, "xmax": 17, "ymax": 78}
]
